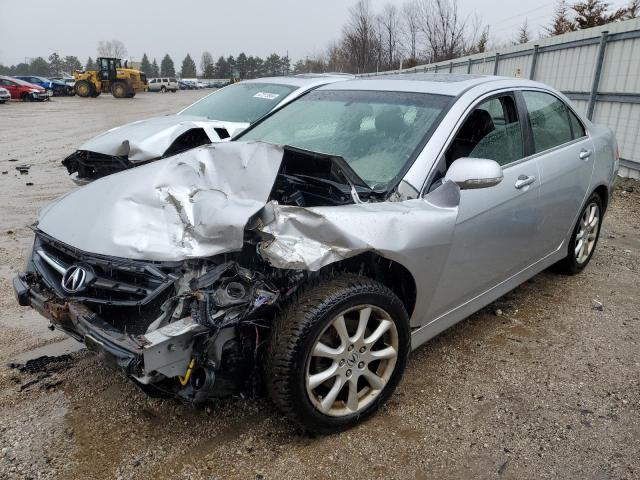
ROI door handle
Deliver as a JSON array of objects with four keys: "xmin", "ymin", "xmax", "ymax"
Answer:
[
  {"xmin": 579, "ymin": 149, "xmax": 593, "ymax": 160},
  {"xmin": 515, "ymin": 175, "xmax": 536, "ymax": 189}
]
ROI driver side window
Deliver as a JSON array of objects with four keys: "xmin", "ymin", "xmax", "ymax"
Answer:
[{"xmin": 445, "ymin": 94, "xmax": 524, "ymax": 167}]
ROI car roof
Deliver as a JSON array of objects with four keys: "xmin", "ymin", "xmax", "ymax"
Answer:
[
  {"xmin": 241, "ymin": 74, "xmax": 354, "ymax": 91},
  {"xmin": 318, "ymin": 73, "xmax": 551, "ymax": 97}
]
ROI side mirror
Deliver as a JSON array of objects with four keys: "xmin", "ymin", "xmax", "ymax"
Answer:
[{"xmin": 444, "ymin": 157, "xmax": 503, "ymax": 190}]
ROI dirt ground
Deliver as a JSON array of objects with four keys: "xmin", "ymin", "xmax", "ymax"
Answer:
[{"xmin": 0, "ymin": 92, "xmax": 638, "ymax": 480}]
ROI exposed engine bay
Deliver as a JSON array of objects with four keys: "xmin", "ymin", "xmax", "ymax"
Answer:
[{"xmin": 16, "ymin": 141, "xmax": 428, "ymax": 403}]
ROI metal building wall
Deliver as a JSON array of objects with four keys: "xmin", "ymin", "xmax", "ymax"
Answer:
[{"xmin": 364, "ymin": 18, "xmax": 640, "ymax": 178}]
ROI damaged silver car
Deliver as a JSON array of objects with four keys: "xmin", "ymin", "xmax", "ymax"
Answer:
[
  {"xmin": 15, "ymin": 74, "xmax": 618, "ymax": 433},
  {"xmin": 61, "ymin": 74, "xmax": 352, "ymax": 184}
]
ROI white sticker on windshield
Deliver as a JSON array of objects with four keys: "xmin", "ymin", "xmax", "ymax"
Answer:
[{"xmin": 253, "ymin": 92, "xmax": 280, "ymax": 100}]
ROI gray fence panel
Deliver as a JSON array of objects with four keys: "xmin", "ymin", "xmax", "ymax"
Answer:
[{"xmin": 366, "ymin": 18, "xmax": 640, "ymax": 176}]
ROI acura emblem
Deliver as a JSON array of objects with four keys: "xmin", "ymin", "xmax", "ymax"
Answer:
[{"xmin": 61, "ymin": 265, "xmax": 88, "ymax": 293}]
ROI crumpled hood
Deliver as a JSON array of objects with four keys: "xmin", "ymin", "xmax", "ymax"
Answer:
[
  {"xmin": 79, "ymin": 114, "xmax": 251, "ymax": 162},
  {"xmin": 38, "ymin": 142, "xmax": 283, "ymax": 261}
]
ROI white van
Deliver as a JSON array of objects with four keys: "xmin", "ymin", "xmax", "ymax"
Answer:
[{"xmin": 148, "ymin": 78, "xmax": 178, "ymax": 92}]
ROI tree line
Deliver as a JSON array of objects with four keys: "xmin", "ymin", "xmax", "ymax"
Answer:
[
  {"xmin": 1, "ymin": 1, "xmax": 638, "ymax": 79},
  {"xmin": 299, "ymin": 0, "xmax": 640, "ymax": 74},
  {"xmin": 137, "ymin": 52, "xmax": 293, "ymax": 79}
]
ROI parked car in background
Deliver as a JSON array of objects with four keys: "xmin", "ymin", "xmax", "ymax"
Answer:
[
  {"xmin": 62, "ymin": 74, "xmax": 354, "ymax": 183},
  {"xmin": 16, "ymin": 74, "xmax": 618, "ymax": 433},
  {"xmin": 51, "ymin": 76, "xmax": 76, "ymax": 89},
  {"xmin": 14, "ymin": 75, "xmax": 74, "ymax": 96},
  {"xmin": 147, "ymin": 77, "xmax": 178, "ymax": 92},
  {"xmin": 178, "ymin": 80, "xmax": 193, "ymax": 90},
  {"xmin": 0, "ymin": 87, "xmax": 10, "ymax": 103},
  {"xmin": 0, "ymin": 76, "xmax": 49, "ymax": 101}
]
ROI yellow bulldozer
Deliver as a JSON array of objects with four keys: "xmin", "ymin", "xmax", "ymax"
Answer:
[{"xmin": 74, "ymin": 57, "xmax": 147, "ymax": 98}]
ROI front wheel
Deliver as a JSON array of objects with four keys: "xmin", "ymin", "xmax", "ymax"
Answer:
[
  {"xmin": 265, "ymin": 274, "xmax": 410, "ymax": 433},
  {"xmin": 111, "ymin": 82, "xmax": 128, "ymax": 98},
  {"xmin": 75, "ymin": 80, "xmax": 92, "ymax": 97},
  {"xmin": 555, "ymin": 193, "xmax": 603, "ymax": 274}
]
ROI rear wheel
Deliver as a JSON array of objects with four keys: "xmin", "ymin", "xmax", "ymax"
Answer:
[
  {"xmin": 111, "ymin": 82, "xmax": 128, "ymax": 98},
  {"xmin": 555, "ymin": 192, "xmax": 603, "ymax": 274},
  {"xmin": 265, "ymin": 274, "xmax": 410, "ymax": 433},
  {"xmin": 75, "ymin": 80, "xmax": 92, "ymax": 97}
]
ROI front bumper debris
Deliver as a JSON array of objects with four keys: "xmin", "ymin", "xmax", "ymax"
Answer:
[{"xmin": 13, "ymin": 273, "xmax": 206, "ymax": 380}]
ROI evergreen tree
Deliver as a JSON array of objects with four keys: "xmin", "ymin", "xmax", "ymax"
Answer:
[
  {"xmin": 236, "ymin": 52, "xmax": 248, "ymax": 79},
  {"xmin": 63, "ymin": 56, "xmax": 82, "ymax": 73},
  {"xmin": 226, "ymin": 55, "xmax": 236, "ymax": 78},
  {"xmin": 204, "ymin": 63, "xmax": 216, "ymax": 79},
  {"xmin": 160, "ymin": 54, "xmax": 176, "ymax": 77},
  {"xmin": 48, "ymin": 52, "xmax": 63, "ymax": 76},
  {"xmin": 546, "ymin": 1, "xmax": 576, "ymax": 35},
  {"xmin": 86, "ymin": 57, "xmax": 96, "ymax": 70},
  {"xmin": 572, "ymin": 0, "xmax": 626, "ymax": 28},
  {"xmin": 140, "ymin": 53, "xmax": 152, "ymax": 77},
  {"xmin": 15, "ymin": 63, "xmax": 30, "ymax": 75},
  {"xmin": 517, "ymin": 19, "xmax": 531, "ymax": 44},
  {"xmin": 29, "ymin": 57, "xmax": 49, "ymax": 76},
  {"xmin": 151, "ymin": 58, "xmax": 160, "ymax": 77},
  {"xmin": 214, "ymin": 56, "xmax": 230, "ymax": 78},
  {"xmin": 476, "ymin": 27, "xmax": 490, "ymax": 52},
  {"xmin": 181, "ymin": 53, "xmax": 197, "ymax": 78},
  {"xmin": 264, "ymin": 53, "xmax": 282, "ymax": 76}
]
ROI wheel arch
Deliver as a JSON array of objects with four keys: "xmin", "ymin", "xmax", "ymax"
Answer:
[
  {"xmin": 592, "ymin": 184, "xmax": 609, "ymax": 213},
  {"xmin": 317, "ymin": 252, "xmax": 417, "ymax": 319}
]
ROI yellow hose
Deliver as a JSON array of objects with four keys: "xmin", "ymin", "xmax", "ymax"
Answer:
[{"xmin": 178, "ymin": 358, "xmax": 196, "ymax": 386}]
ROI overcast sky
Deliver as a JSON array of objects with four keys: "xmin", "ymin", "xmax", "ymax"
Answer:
[{"xmin": 0, "ymin": 0, "xmax": 631, "ymax": 67}]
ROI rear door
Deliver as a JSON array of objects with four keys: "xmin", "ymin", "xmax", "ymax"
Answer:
[
  {"xmin": 427, "ymin": 92, "xmax": 545, "ymax": 319},
  {"xmin": 519, "ymin": 90, "xmax": 594, "ymax": 255}
]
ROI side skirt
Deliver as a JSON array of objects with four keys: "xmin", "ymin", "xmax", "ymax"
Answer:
[{"xmin": 410, "ymin": 246, "xmax": 566, "ymax": 350}]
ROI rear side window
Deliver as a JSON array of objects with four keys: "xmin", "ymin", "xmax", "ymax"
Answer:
[
  {"xmin": 170, "ymin": 78, "xmax": 176, "ymax": 82},
  {"xmin": 523, "ymin": 91, "xmax": 573, "ymax": 153},
  {"xmin": 568, "ymin": 109, "xmax": 586, "ymax": 139}
]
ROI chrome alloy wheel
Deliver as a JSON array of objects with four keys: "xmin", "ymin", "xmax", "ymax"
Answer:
[
  {"xmin": 575, "ymin": 202, "xmax": 600, "ymax": 264},
  {"xmin": 305, "ymin": 305, "xmax": 399, "ymax": 417}
]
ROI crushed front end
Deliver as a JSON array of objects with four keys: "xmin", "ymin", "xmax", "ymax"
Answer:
[{"xmin": 15, "ymin": 229, "xmax": 304, "ymax": 402}]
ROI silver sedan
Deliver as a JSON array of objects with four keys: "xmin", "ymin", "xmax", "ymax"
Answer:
[{"xmin": 15, "ymin": 74, "xmax": 618, "ymax": 433}]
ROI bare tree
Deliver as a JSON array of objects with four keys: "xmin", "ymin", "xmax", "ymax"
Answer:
[
  {"xmin": 200, "ymin": 51, "xmax": 214, "ymax": 73},
  {"xmin": 341, "ymin": 0, "xmax": 381, "ymax": 73},
  {"xmin": 401, "ymin": 0, "xmax": 421, "ymax": 62},
  {"xmin": 627, "ymin": 0, "xmax": 640, "ymax": 18},
  {"xmin": 97, "ymin": 40, "xmax": 127, "ymax": 58},
  {"xmin": 516, "ymin": 19, "xmax": 531, "ymax": 44},
  {"xmin": 417, "ymin": 0, "xmax": 477, "ymax": 63},
  {"xmin": 378, "ymin": 3, "xmax": 401, "ymax": 70}
]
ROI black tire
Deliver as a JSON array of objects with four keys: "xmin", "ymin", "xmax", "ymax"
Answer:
[
  {"xmin": 111, "ymin": 82, "xmax": 128, "ymax": 98},
  {"xmin": 160, "ymin": 85, "xmax": 166, "ymax": 93},
  {"xmin": 265, "ymin": 273, "xmax": 410, "ymax": 433},
  {"xmin": 555, "ymin": 192, "xmax": 603, "ymax": 275},
  {"xmin": 75, "ymin": 80, "xmax": 92, "ymax": 98},
  {"xmin": 21, "ymin": 92, "xmax": 31, "ymax": 102}
]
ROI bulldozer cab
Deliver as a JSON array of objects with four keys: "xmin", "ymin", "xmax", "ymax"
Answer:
[{"xmin": 97, "ymin": 57, "xmax": 121, "ymax": 81}]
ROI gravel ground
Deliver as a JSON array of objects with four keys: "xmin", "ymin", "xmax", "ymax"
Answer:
[{"xmin": 0, "ymin": 92, "xmax": 638, "ymax": 480}]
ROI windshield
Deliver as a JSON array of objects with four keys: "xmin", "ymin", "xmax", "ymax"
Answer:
[
  {"xmin": 239, "ymin": 89, "xmax": 453, "ymax": 189},
  {"xmin": 180, "ymin": 82, "xmax": 297, "ymax": 123}
]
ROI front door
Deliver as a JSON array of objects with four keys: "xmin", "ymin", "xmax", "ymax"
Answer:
[{"xmin": 427, "ymin": 92, "xmax": 545, "ymax": 319}]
